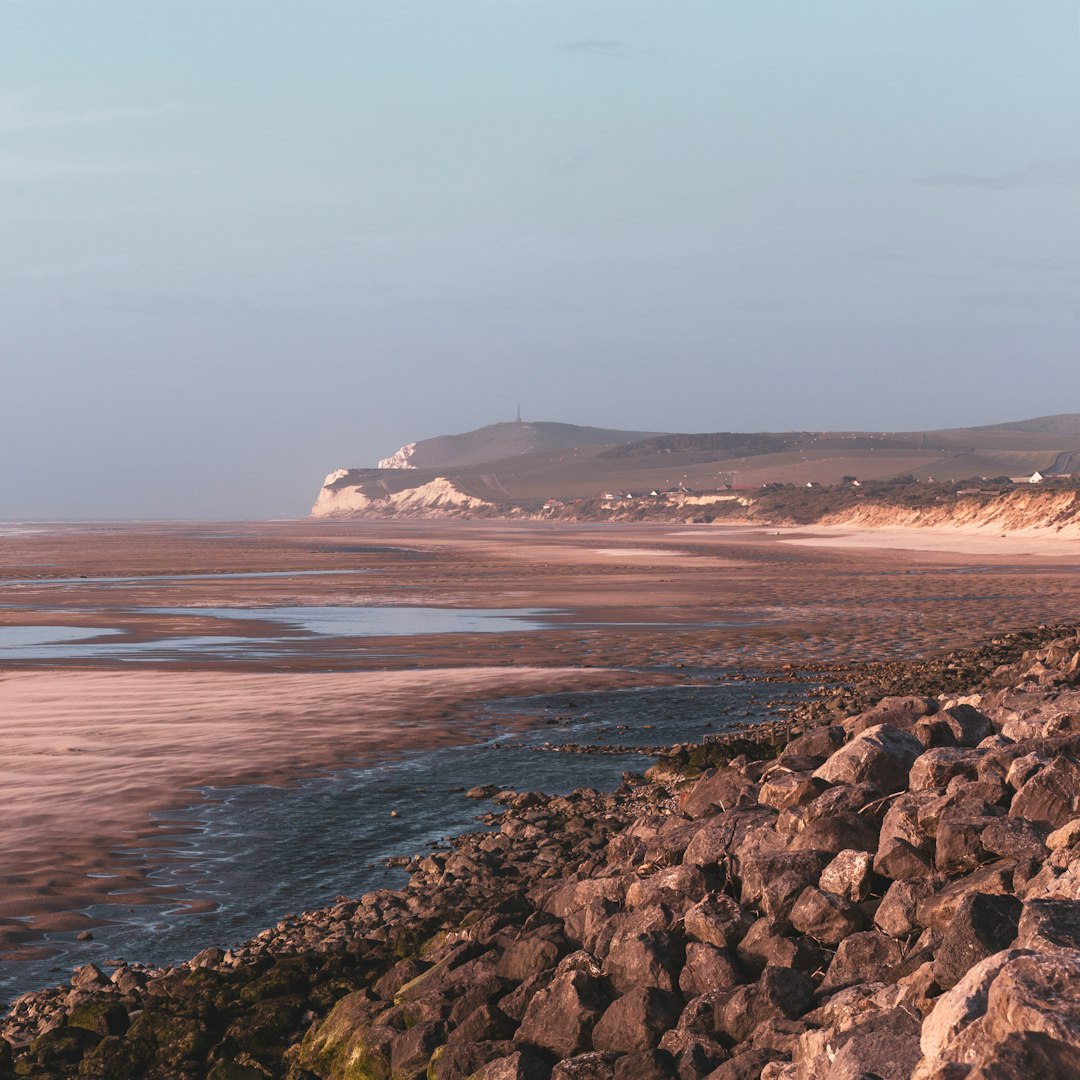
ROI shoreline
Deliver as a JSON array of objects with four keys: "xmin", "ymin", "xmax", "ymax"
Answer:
[
  {"xmin": 6, "ymin": 622, "xmax": 1080, "ymax": 1078},
  {"xmin": 0, "ymin": 664, "xmax": 665, "ymax": 956}
]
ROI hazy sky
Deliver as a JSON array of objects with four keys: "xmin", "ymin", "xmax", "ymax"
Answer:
[{"xmin": 2, "ymin": 2, "xmax": 1078, "ymax": 518}]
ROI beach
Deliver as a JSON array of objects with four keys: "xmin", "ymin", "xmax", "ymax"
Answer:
[{"xmin": 3, "ymin": 519, "xmax": 1080, "ymax": 973}]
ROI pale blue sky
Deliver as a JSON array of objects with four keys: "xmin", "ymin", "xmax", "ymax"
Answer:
[{"xmin": 2, "ymin": 1, "xmax": 1077, "ymax": 517}]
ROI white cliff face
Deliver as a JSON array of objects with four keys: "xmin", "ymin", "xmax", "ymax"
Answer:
[
  {"xmin": 323, "ymin": 468, "xmax": 350, "ymax": 486},
  {"xmin": 377, "ymin": 442, "xmax": 418, "ymax": 470},
  {"xmin": 310, "ymin": 477, "xmax": 491, "ymax": 518}
]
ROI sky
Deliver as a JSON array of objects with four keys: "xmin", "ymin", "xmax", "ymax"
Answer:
[{"xmin": 1, "ymin": 1, "xmax": 1078, "ymax": 519}]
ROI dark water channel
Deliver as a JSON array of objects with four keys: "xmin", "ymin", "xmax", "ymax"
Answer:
[{"xmin": 0, "ymin": 678, "xmax": 802, "ymax": 1002}]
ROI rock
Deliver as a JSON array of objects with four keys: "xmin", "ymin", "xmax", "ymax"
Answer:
[
  {"xmin": 1047, "ymin": 819, "xmax": 1080, "ymax": 850},
  {"xmin": 678, "ymin": 944, "xmax": 740, "ymax": 998},
  {"xmin": 517, "ymin": 970, "xmax": 608, "ymax": 1058},
  {"xmin": 919, "ymin": 949, "xmax": 1028, "ymax": 1064},
  {"xmin": 683, "ymin": 897, "xmax": 753, "ymax": 950},
  {"xmin": 819, "ymin": 849, "xmax": 876, "ymax": 903},
  {"xmin": 819, "ymin": 1006, "xmax": 922, "ymax": 1080},
  {"xmin": 469, "ymin": 1050, "xmax": 551, "ymax": 1080},
  {"xmin": 701, "ymin": 1048, "xmax": 784, "ymax": 1080},
  {"xmin": 592, "ymin": 988, "xmax": 684, "ymax": 1053},
  {"xmin": 1011, "ymin": 756, "xmax": 1080, "ymax": 829},
  {"xmin": 934, "ymin": 807, "xmax": 997, "ymax": 874},
  {"xmin": 852, "ymin": 696, "xmax": 939, "ymax": 734},
  {"xmin": 933, "ymin": 892, "xmax": 1022, "ymax": 990},
  {"xmin": 874, "ymin": 879, "xmax": 939, "ymax": 939},
  {"xmin": 551, "ymin": 1051, "xmax": 620, "ymax": 1080},
  {"xmin": 813, "ymin": 724, "xmax": 923, "ymax": 794},
  {"xmin": 603, "ymin": 930, "xmax": 683, "ymax": 994},
  {"xmin": 965, "ymin": 1030, "xmax": 1080, "ymax": 1079},
  {"xmin": 735, "ymin": 918, "xmax": 826, "ymax": 977},
  {"xmin": 822, "ymin": 931, "xmax": 904, "ymax": 990},
  {"xmin": 785, "ymin": 811, "xmax": 879, "ymax": 856},
  {"xmin": 982, "ymin": 951, "xmax": 1080, "ymax": 1044},
  {"xmin": 683, "ymin": 808, "xmax": 779, "ymax": 870},
  {"xmin": 980, "ymin": 817, "xmax": 1048, "ymax": 861},
  {"xmin": 390, "ymin": 1020, "xmax": 449, "ymax": 1077},
  {"xmin": 738, "ymin": 851, "xmax": 827, "ymax": 909},
  {"xmin": 497, "ymin": 926, "xmax": 568, "ymax": 981},
  {"xmin": 789, "ymin": 888, "xmax": 865, "ymax": 945},
  {"xmin": 909, "ymin": 748, "xmax": 985, "ymax": 791},
  {"xmin": 783, "ymin": 726, "xmax": 847, "ymax": 760},
  {"xmin": 713, "ymin": 966, "xmax": 814, "ymax": 1044},
  {"xmin": 66, "ymin": 999, "xmax": 129, "ymax": 1037},
  {"xmin": 296, "ymin": 991, "xmax": 393, "ymax": 1079},
  {"xmin": 375, "ymin": 956, "xmax": 433, "ymax": 1000},
  {"xmin": 431, "ymin": 1042, "xmax": 520, "ymax": 1080},
  {"xmin": 613, "ymin": 1049, "xmax": 677, "ymax": 1080},
  {"xmin": 758, "ymin": 771, "xmax": 829, "ymax": 811},
  {"xmin": 1016, "ymin": 898, "xmax": 1080, "ymax": 953},
  {"xmin": 681, "ymin": 768, "xmax": 759, "ymax": 818}
]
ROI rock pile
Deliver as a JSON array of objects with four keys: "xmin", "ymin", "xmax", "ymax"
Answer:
[{"xmin": 6, "ymin": 630, "xmax": 1080, "ymax": 1079}]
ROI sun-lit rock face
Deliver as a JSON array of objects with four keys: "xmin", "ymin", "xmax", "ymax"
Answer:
[
  {"xmin": 377, "ymin": 442, "xmax": 417, "ymax": 470},
  {"xmin": 310, "ymin": 476, "xmax": 491, "ymax": 518}
]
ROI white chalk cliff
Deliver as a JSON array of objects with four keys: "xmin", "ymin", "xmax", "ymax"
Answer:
[
  {"xmin": 311, "ymin": 476, "xmax": 491, "ymax": 518},
  {"xmin": 377, "ymin": 442, "xmax": 417, "ymax": 470}
]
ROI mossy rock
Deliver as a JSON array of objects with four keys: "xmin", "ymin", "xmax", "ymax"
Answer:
[
  {"xmin": 24, "ymin": 1025, "xmax": 101, "ymax": 1068},
  {"xmin": 68, "ymin": 999, "xmax": 130, "ymax": 1037},
  {"xmin": 238, "ymin": 963, "xmax": 310, "ymax": 1006},
  {"xmin": 295, "ymin": 992, "xmax": 391, "ymax": 1080},
  {"xmin": 76, "ymin": 1033, "xmax": 152, "ymax": 1079},
  {"xmin": 222, "ymin": 994, "xmax": 305, "ymax": 1054},
  {"xmin": 0, "ymin": 1038, "xmax": 12, "ymax": 1080},
  {"xmin": 126, "ymin": 1010, "xmax": 211, "ymax": 1067},
  {"xmin": 206, "ymin": 1060, "xmax": 273, "ymax": 1080}
]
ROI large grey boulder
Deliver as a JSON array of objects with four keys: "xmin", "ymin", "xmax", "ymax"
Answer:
[{"xmin": 814, "ymin": 724, "xmax": 923, "ymax": 794}]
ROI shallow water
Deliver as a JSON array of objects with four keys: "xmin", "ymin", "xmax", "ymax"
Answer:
[{"xmin": 0, "ymin": 679, "xmax": 800, "ymax": 1002}]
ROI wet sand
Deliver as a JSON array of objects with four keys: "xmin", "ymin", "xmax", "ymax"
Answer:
[{"xmin": 4, "ymin": 519, "xmax": 1080, "ymax": 957}]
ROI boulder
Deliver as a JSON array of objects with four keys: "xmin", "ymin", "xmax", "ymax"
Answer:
[
  {"xmin": 591, "ymin": 988, "xmax": 684, "ymax": 1054},
  {"xmin": 982, "ymin": 951, "xmax": 1080, "ymax": 1044},
  {"xmin": 736, "ymin": 918, "xmax": 827, "ymax": 977},
  {"xmin": 738, "ymin": 851, "xmax": 827, "ymax": 909},
  {"xmin": 604, "ymin": 931, "xmax": 683, "ymax": 995},
  {"xmin": 517, "ymin": 970, "xmax": 608, "ymax": 1058},
  {"xmin": 919, "ymin": 949, "xmax": 1028, "ymax": 1064},
  {"xmin": 965, "ymin": 1031, "xmax": 1080, "ymax": 1079},
  {"xmin": 818, "ymin": 1006, "xmax": 922, "ymax": 1080},
  {"xmin": 683, "ymin": 896, "xmax": 753, "ymax": 951},
  {"xmin": 1016, "ymin": 899, "xmax": 1080, "ymax": 953},
  {"xmin": 785, "ymin": 812, "xmax": 879, "ymax": 856},
  {"xmin": 551, "ymin": 1051, "xmax": 620, "ymax": 1080},
  {"xmin": 932, "ymin": 892, "xmax": 1022, "ymax": 990},
  {"xmin": 874, "ymin": 879, "xmax": 939, "ymax": 939},
  {"xmin": 819, "ymin": 849, "xmax": 876, "ymax": 903},
  {"xmin": 813, "ymin": 724, "xmax": 923, "ymax": 795},
  {"xmin": 851, "ymin": 696, "xmax": 939, "ymax": 734},
  {"xmin": 681, "ymin": 769, "xmax": 759, "ymax": 818},
  {"xmin": 613, "ymin": 1050, "xmax": 677, "ymax": 1080},
  {"xmin": 469, "ymin": 1051, "xmax": 551, "ymax": 1080},
  {"xmin": 788, "ymin": 888, "xmax": 865, "ymax": 946},
  {"xmin": 783, "ymin": 725, "xmax": 847, "ymax": 760},
  {"xmin": 981, "ymin": 817, "xmax": 1048, "ymax": 862},
  {"xmin": 821, "ymin": 931, "xmax": 904, "ymax": 990},
  {"xmin": 1011, "ymin": 756, "xmax": 1080, "ymax": 830},
  {"xmin": 713, "ymin": 966, "xmax": 814, "ymax": 1044},
  {"xmin": 909, "ymin": 748, "xmax": 985, "ymax": 791},
  {"xmin": 701, "ymin": 1048, "xmax": 784, "ymax": 1079},
  {"xmin": 678, "ymin": 944, "xmax": 741, "ymax": 998}
]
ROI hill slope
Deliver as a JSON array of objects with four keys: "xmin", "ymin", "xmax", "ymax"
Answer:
[{"xmin": 312, "ymin": 415, "xmax": 1080, "ymax": 521}]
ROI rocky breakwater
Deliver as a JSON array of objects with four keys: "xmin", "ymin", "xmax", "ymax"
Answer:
[{"xmin": 8, "ymin": 632, "xmax": 1080, "ymax": 1078}]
